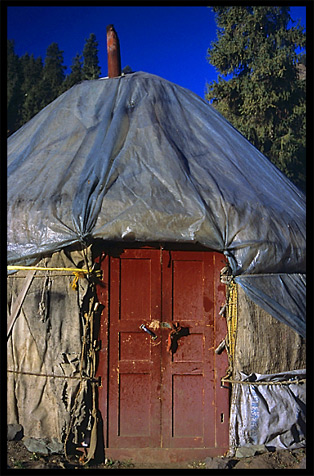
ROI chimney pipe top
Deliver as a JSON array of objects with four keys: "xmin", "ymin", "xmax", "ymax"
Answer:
[{"xmin": 106, "ymin": 24, "xmax": 121, "ymax": 78}]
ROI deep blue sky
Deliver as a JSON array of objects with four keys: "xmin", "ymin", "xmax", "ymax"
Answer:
[{"xmin": 7, "ymin": 5, "xmax": 307, "ymax": 99}]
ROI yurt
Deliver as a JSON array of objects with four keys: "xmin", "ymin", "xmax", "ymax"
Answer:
[{"xmin": 7, "ymin": 26, "xmax": 305, "ymax": 464}]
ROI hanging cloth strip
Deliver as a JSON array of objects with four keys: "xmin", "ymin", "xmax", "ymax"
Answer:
[
  {"xmin": 7, "ymin": 265, "xmax": 94, "ymax": 338},
  {"xmin": 7, "ymin": 269, "xmax": 36, "ymax": 338},
  {"xmin": 63, "ymin": 293, "xmax": 100, "ymax": 466}
]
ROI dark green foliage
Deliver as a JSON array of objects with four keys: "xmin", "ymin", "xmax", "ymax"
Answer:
[
  {"xmin": 7, "ymin": 33, "xmax": 101, "ymax": 135},
  {"xmin": 60, "ymin": 53, "xmax": 83, "ymax": 92},
  {"xmin": 42, "ymin": 42, "xmax": 66, "ymax": 104},
  {"xmin": 7, "ymin": 40, "xmax": 23, "ymax": 135},
  {"xmin": 206, "ymin": 6, "xmax": 306, "ymax": 191},
  {"xmin": 7, "ymin": 41, "xmax": 66, "ymax": 133},
  {"xmin": 20, "ymin": 53, "xmax": 44, "ymax": 124},
  {"xmin": 82, "ymin": 33, "xmax": 101, "ymax": 80}
]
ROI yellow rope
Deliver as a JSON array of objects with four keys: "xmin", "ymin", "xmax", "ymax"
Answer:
[
  {"xmin": 228, "ymin": 280, "xmax": 238, "ymax": 363},
  {"xmin": 71, "ymin": 272, "xmax": 87, "ymax": 290},
  {"xmin": 7, "ymin": 265, "xmax": 101, "ymax": 290},
  {"xmin": 221, "ymin": 279, "xmax": 238, "ymax": 383},
  {"xmin": 7, "ymin": 265, "xmax": 89, "ymax": 273}
]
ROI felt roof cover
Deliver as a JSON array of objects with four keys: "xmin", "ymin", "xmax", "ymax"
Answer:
[{"xmin": 7, "ymin": 72, "xmax": 306, "ymax": 336}]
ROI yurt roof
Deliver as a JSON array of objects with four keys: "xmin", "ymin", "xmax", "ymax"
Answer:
[{"xmin": 7, "ymin": 71, "xmax": 306, "ymax": 336}]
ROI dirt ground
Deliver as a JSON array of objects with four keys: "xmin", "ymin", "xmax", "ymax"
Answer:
[{"xmin": 6, "ymin": 440, "xmax": 306, "ymax": 470}]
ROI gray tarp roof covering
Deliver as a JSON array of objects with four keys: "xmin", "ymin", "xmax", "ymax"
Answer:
[{"xmin": 8, "ymin": 72, "xmax": 306, "ymax": 337}]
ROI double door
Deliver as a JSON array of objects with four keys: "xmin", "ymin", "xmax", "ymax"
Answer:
[{"xmin": 96, "ymin": 248, "xmax": 229, "ymax": 462}]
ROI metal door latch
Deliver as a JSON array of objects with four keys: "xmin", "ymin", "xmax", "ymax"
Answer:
[
  {"xmin": 160, "ymin": 322, "xmax": 172, "ymax": 329},
  {"xmin": 139, "ymin": 324, "xmax": 158, "ymax": 340},
  {"xmin": 167, "ymin": 322, "xmax": 190, "ymax": 354}
]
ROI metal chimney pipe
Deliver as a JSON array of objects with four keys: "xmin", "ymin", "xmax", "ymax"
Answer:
[{"xmin": 106, "ymin": 24, "xmax": 121, "ymax": 78}]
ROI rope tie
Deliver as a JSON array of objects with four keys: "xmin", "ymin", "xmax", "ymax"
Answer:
[
  {"xmin": 219, "ymin": 279, "xmax": 305, "ymax": 388},
  {"xmin": 7, "ymin": 265, "xmax": 101, "ymax": 290},
  {"xmin": 221, "ymin": 279, "xmax": 238, "ymax": 383},
  {"xmin": 221, "ymin": 377, "xmax": 306, "ymax": 386}
]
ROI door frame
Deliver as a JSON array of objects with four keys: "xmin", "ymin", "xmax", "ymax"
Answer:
[{"xmin": 95, "ymin": 243, "xmax": 230, "ymax": 462}]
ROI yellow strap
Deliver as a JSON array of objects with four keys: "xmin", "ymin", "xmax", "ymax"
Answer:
[
  {"xmin": 8, "ymin": 265, "xmax": 91, "ymax": 291},
  {"xmin": 7, "ymin": 265, "xmax": 89, "ymax": 274}
]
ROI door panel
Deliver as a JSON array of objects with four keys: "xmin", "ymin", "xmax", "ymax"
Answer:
[
  {"xmin": 161, "ymin": 251, "xmax": 216, "ymax": 449},
  {"xmin": 120, "ymin": 258, "xmax": 153, "ymax": 320},
  {"xmin": 119, "ymin": 373, "xmax": 151, "ymax": 436},
  {"xmin": 172, "ymin": 374, "xmax": 204, "ymax": 438},
  {"xmin": 172, "ymin": 259, "xmax": 205, "ymax": 321},
  {"xmin": 108, "ymin": 249, "xmax": 162, "ymax": 448}
]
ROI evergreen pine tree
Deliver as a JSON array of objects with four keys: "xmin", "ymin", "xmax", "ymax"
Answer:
[
  {"xmin": 61, "ymin": 53, "xmax": 83, "ymax": 92},
  {"xmin": 20, "ymin": 53, "xmax": 44, "ymax": 124},
  {"xmin": 42, "ymin": 42, "xmax": 66, "ymax": 104},
  {"xmin": 82, "ymin": 33, "xmax": 101, "ymax": 80},
  {"xmin": 206, "ymin": 6, "xmax": 306, "ymax": 191},
  {"xmin": 7, "ymin": 40, "xmax": 23, "ymax": 135}
]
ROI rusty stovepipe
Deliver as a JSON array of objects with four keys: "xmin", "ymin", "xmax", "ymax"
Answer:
[{"xmin": 106, "ymin": 24, "xmax": 121, "ymax": 78}]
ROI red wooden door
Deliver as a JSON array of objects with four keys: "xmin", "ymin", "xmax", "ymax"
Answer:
[
  {"xmin": 96, "ymin": 248, "xmax": 229, "ymax": 462},
  {"xmin": 161, "ymin": 251, "xmax": 226, "ymax": 450},
  {"xmin": 108, "ymin": 249, "xmax": 162, "ymax": 448}
]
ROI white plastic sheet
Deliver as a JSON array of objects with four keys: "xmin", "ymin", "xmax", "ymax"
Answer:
[{"xmin": 229, "ymin": 370, "xmax": 306, "ymax": 450}]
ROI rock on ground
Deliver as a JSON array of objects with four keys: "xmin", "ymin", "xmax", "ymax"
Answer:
[
  {"xmin": 204, "ymin": 456, "xmax": 235, "ymax": 469},
  {"xmin": 7, "ymin": 424, "xmax": 23, "ymax": 441}
]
